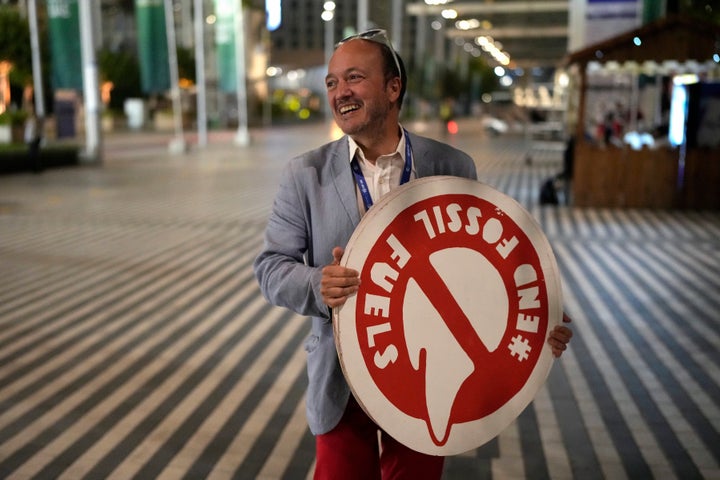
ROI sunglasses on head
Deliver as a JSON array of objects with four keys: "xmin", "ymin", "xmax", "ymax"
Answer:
[{"xmin": 336, "ymin": 28, "xmax": 402, "ymax": 79}]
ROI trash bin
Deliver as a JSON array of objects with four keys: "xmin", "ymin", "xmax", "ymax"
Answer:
[
  {"xmin": 124, "ymin": 98, "xmax": 146, "ymax": 130},
  {"xmin": 55, "ymin": 97, "xmax": 76, "ymax": 139}
]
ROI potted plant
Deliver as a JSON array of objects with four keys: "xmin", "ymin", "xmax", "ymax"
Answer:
[
  {"xmin": 102, "ymin": 109, "xmax": 115, "ymax": 132},
  {"xmin": 0, "ymin": 111, "xmax": 11, "ymax": 143},
  {"xmin": 9, "ymin": 109, "xmax": 28, "ymax": 143}
]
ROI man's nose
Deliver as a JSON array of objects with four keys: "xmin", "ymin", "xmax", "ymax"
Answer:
[{"xmin": 335, "ymin": 80, "xmax": 352, "ymax": 96}]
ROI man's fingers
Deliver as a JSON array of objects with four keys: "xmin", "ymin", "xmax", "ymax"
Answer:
[
  {"xmin": 320, "ymin": 261, "xmax": 360, "ymax": 309},
  {"xmin": 321, "ymin": 265, "xmax": 359, "ymax": 282},
  {"xmin": 553, "ymin": 325, "xmax": 573, "ymax": 341},
  {"xmin": 547, "ymin": 324, "xmax": 573, "ymax": 358},
  {"xmin": 322, "ymin": 285, "xmax": 359, "ymax": 308},
  {"xmin": 323, "ymin": 285, "xmax": 359, "ymax": 307}
]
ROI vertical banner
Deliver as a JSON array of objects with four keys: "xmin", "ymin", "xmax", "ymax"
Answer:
[
  {"xmin": 46, "ymin": 0, "xmax": 82, "ymax": 90},
  {"xmin": 585, "ymin": 0, "xmax": 641, "ymax": 46},
  {"xmin": 215, "ymin": 0, "xmax": 237, "ymax": 93},
  {"xmin": 135, "ymin": 0, "xmax": 170, "ymax": 94},
  {"xmin": 642, "ymin": 0, "xmax": 663, "ymax": 23}
]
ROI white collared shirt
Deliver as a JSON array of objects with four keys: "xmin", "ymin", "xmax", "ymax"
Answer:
[{"xmin": 347, "ymin": 128, "xmax": 416, "ymax": 215}]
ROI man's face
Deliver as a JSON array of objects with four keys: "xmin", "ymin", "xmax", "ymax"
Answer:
[{"xmin": 325, "ymin": 40, "xmax": 401, "ymax": 138}]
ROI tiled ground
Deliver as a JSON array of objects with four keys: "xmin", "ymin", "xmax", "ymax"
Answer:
[{"xmin": 0, "ymin": 120, "xmax": 718, "ymax": 479}]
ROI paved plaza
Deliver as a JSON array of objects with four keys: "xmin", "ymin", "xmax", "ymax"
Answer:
[{"xmin": 0, "ymin": 120, "xmax": 718, "ymax": 479}]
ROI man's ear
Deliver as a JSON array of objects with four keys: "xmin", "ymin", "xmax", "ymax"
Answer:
[{"xmin": 387, "ymin": 77, "xmax": 402, "ymax": 102}]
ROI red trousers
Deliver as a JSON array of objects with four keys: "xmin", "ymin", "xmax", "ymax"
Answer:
[{"xmin": 314, "ymin": 396, "xmax": 445, "ymax": 480}]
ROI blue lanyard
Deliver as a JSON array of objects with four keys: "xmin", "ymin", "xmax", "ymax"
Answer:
[{"xmin": 350, "ymin": 129, "xmax": 413, "ymax": 211}]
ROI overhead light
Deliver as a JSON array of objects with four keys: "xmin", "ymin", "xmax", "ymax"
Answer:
[
  {"xmin": 456, "ymin": 19, "xmax": 480, "ymax": 30},
  {"xmin": 557, "ymin": 72, "xmax": 569, "ymax": 87},
  {"xmin": 441, "ymin": 9, "xmax": 458, "ymax": 19},
  {"xmin": 322, "ymin": 1, "xmax": 335, "ymax": 21},
  {"xmin": 473, "ymin": 36, "xmax": 512, "ymax": 66},
  {"xmin": 266, "ymin": 0, "xmax": 282, "ymax": 31},
  {"xmin": 673, "ymin": 73, "xmax": 699, "ymax": 85}
]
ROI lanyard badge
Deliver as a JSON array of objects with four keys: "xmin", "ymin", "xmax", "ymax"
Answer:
[{"xmin": 350, "ymin": 129, "xmax": 413, "ymax": 211}]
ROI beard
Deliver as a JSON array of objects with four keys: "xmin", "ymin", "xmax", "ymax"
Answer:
[{"xmin": 335, "ymin": 99, "xmax": 392, "ymax": 139}]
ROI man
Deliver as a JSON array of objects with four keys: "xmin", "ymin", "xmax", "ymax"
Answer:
[{"xmin": 254, "ymin": 29, "xmax": 573, "ymax": 480}]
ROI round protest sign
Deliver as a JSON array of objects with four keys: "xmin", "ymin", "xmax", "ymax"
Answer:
[{"xmin": 334, "ymin": 176, "xmax": 563, "ymax": 456}]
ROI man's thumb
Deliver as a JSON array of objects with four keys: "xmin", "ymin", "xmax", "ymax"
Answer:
[{"xmin": 332, "ymin": 247, "xmax": 344, "ymax": 265}]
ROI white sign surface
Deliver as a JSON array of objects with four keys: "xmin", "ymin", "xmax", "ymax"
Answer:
[{"xmin": 335, "ymin": 176, "xmax": 563, "ymax": 455}]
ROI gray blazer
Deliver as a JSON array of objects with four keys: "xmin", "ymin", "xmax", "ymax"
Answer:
[{"xmin": 254, "ymin": 132, "xmax": 477, "ymax": 435}]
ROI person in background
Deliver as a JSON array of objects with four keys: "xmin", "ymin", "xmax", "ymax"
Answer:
[
  {"xmin": 24, "ymin": 114, "xmax": 43, "ymax": 173},
  {"xmin": 254, "ymin": 29, "xmax": 573, "ymax": 480},
  {"xmin": 439, "ymin": 97, "xmax": 455, "ymax": 136}
]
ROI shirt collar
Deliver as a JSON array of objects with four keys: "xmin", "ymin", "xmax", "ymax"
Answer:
[{"xmin": 347, "ymin": 125, "xmax": 406, "ymax": 165}]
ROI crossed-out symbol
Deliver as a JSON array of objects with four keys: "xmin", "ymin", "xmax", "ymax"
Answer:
[{"xmin": 395, "ymin": 247, "xmax": 508, "ymax": 445}]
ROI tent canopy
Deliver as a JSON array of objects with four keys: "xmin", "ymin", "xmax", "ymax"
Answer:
[{"xmin": 563, "ymin": 15, "xmax": 720, "ymax": 67}]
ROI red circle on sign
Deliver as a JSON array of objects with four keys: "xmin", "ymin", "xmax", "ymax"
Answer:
[
  {"xmin": 335, "ymin": 177, "xmax": 562, "ymax": 455},
  {"xmin": 357, "ymin": 194, "xmax": 547, "ymax": 426}
]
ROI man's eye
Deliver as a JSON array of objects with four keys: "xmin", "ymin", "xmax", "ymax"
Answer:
[{"xmin": 326, "ymin": 80, "xmax": 336, "ymax": 89}]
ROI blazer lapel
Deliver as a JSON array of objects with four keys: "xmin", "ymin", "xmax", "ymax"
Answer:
[
  {"xmin": 329, "ymin": 137, "xmax": 362, "ymax": 227},
  {"xmin": 410, "ymin": 133, "xmax": 433, "ymax": 178}
]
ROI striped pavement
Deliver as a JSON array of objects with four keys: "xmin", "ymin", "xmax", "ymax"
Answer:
[{"xmin": 0, "ymin": 121, "xmax": 718, "ymax": 479}]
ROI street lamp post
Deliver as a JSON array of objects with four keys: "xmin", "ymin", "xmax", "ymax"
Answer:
[
  {"xmin": 391, "ymin": 0, "xmax": 403, "ymax": 51},
  {"xmin": 357, "ymin": 0, "xmax": 368, "ymax": 32},
  {"xmin": 78, "ymin": 0, "xmax": 101, "ymax": 163},
  {"xmin": 322, "ymin": 2, "xmax": 335, "ymax": 121},
  {"xmin": 27, "ymin": 0, "xmax": 45, "ymax": 121},
  {"xmin": 163, "ymin": 0, "xmax": 187, "ymax": 154},
  {"xmin": 233, "ymin": 0, "xmax": 250, "ymax": 146},
  {"xmin": 194, "ymin": 0, "xmax": 207, "ymax": 147}
]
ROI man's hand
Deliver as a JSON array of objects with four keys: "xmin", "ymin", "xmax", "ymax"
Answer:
[
  {"xmin": 547, "ymin": 313, "xmax": 573, "ymax": 358},
  {"xmin": 321, "ymin": 247, "xmax": 361, "ymax": 308}
]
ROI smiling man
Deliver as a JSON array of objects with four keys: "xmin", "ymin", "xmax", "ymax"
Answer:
[
  {"xmin": 324, "ymin": 31, "xmax": 406, "ymax": 163},
  {"xmin": 254, "ymin": 29, "xmax": 573, "ymax": 480}
]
